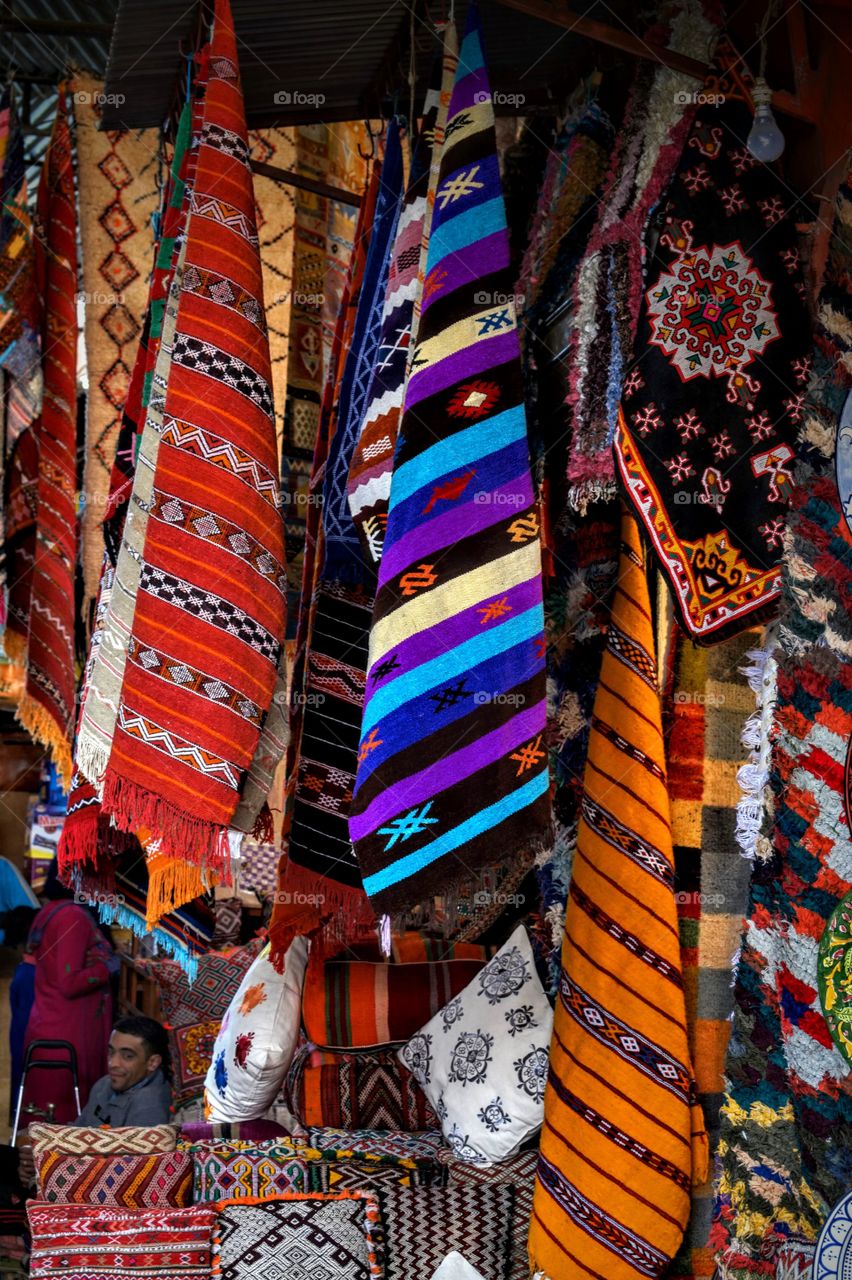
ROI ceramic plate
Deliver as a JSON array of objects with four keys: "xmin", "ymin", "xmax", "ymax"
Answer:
[{"xmin": 816, "ymin": 1191, "xmax": 852, "ymax": 1280}]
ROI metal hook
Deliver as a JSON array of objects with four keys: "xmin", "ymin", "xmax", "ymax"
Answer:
[{"xmin": 358, "ymin": 119, "xmax": 378, "ymax": 160}]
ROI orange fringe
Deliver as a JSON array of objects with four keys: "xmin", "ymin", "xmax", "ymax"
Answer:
[{"xmin": 16, "ymin": 693, "xmax": 73, "ymax": 791}]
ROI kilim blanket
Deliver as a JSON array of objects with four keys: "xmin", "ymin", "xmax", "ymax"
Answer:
[
  {"xmin": 380, "ymin": 1183, "xmax": 515, "ymax": 1280},
  {"xmin": 98, "ymin": 0, "xmax": 286, "ymax": 873},
  {"xmin": 27, "ymin": 1203, "xmax": 215, "ymax": 1280},
  {"xmin": 615, "ymin": 98, "xmax": 811, "ymax": 643},
  {"xmin": 528, "ymin": 507, "xmax": 707, "ymax": 1280},
  {"xmin": 74, "ymin": 73, "xmax": 159, "ymax": 613},
  {"xmin": 710, "ymin": 166, "xmax": 852, "ymax": 1280},
  {"xmin": 0, "ymin": 93, "xmax": 41, "ymax": 453},
  {"xmin": 17, "ymin": 86, "xmax": 78, "ymax": 789},
  {"xmin": 35, "ymin": 1149, "xmax": 192, "ymax": 1208},
  {"xmin": 349, "ymin": 2, "xmax": 550, "ymax": 917},
  {"xmin": 212, "ymin": 1192, "xmax": 381, "ymax": 1280},
  {"xmin": 667, "ymin": 630, "xmax": 756, "ymax": 1280},
  {"xmin": 322, "ymin": 118, "xmax": 404, "ymax": 582},
  {"xmin": 346, "ymin": 57, "xmax": 448, "ymax": 566},
  {"xmin": 562, "ymin": 3, "xmax": 717, "ymax": 512},
  {"xmin": 441, "ymin": 1148, "xmax": 537, "ymax": 1280}
]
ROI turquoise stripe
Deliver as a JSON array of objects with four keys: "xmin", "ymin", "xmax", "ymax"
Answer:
[
  {"xmin": 363, "ymin": 769, "xmax": 549, "ymax": 895},
  {"xmin": 458, "ymin": 27, "xmax": 484, "ymax": 74},
  {"xmin": 428, "ymin": 197, "xmax": 504, "ymax": 269},
  {"xmin": 362, "ymin": 602, "xmax": 543, "ymax": 735},
  {"xmin": 389, "ymin": 404, "xmax": 526, "ymax": 509}
]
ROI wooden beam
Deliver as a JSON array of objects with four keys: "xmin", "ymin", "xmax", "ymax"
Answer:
[
  {"xmin": 493, "ymin": 0, "xmax": 711, "ymax": 81},
  {"xmin": 250, "ymin": 158, "xmax": 362, "ymax": 208}
]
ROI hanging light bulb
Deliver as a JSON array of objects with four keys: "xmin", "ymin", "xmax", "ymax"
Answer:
[{"xmin": 747, "ymin": 77, "xmax": 785, "ymax": 162}]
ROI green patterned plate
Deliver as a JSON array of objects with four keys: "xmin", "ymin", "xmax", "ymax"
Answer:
[{"xmin": 819, "ymin": 889, "xmax": 852, "ymax": 1065}]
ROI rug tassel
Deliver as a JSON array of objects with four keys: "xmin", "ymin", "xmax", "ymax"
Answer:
[
  {"xmin": 57, "ymin": 807, "xmax": 99, "ymax": 873},
  {"xmin": 97, "ymin": 898, "xmax": 199, "ymax": 981},
  {"xmin": 146, "ymin": 854, "xmax": 213, "ymax": 931},
  {"xmin": 100, "ymin": 769, "xmax": 229, "ymax": 878},
  {"xmin": 15, "ymin": 694, "xmax": 72, "ymax": 792},
  {"xmin": 1, "ymin": 629, "xmax": 26, "ymax": 666}
]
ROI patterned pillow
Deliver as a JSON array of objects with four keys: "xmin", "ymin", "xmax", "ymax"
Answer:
[
  {"xmin": 302, "ymin": 955, "xmax": 486, "ymax": 1049},
  {"xmin": 213, "ymin": 1192, "xmax": 382, "ymax": 1280},
  {"xmin": 440, "ymin": 1148, "xmax": 538, "ymax": 1280},
  {"xmin": 213, "ymin": 897, "xmax": 243, "ymax": 948},
  {"xmin": 306, "ymin": 1129, "xmax": 446, "ymax": 1164},
  {"xmin": 180, "ymin": 1120, "xmax": 291, "ymax": 1144},
  {"xmin": 145, "ymin": 938, "xmax": 263, "ymax": 1027},
  {"xmin": 379, "ymin": 1184, "xmax": 516, "ymax": 1280},
  {"xmin": 28, "ymin": 1122, "xmax": 178, "ymax": 1160},
  {"xmin": 205, "ymin": 940, "xmax": 308, "ymax": 1122},
  {"xmin": 398, "ymin": 925, "xmax": 553, "ymax": 1165},
  {"xmin": 309, "ymin": 1159, "xmax": 446, "ymax": 1192},
  {"xmin": 35, "ymin": 1149, "xmax": 192, "ymax": 1208},
  {"xmin": 288, "ymin": 1045, "xmax": 439, "ymax": 1131},
  {"xmin": 27, "ymin": 1203, "xmax": 214, "ymax": 1280},
  {"xmin": 192, "ymin": 1144, "xmax": 311, "ymax": 1201},
  {"xmin": 172, "ymin": 1020, "xmax": 220, "ymax": 1106}
]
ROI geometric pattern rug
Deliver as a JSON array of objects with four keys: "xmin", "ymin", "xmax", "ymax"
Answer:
[
  {"xmin": 213, "ymin": 1192, "xmax": 380, "ymax": 1280},
  {"xmin": 27, "ymin": 1203, "xmax": 215, "ymax": 1280},
  {"xmin": 380, "ymin": 1184, "xmax": 516, "ymax": 1280}
]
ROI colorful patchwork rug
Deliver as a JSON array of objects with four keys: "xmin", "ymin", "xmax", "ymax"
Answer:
[
  {"xmin": 98, "ymin": 0, "xmax": 286, "ymax": 873},
  {"xmin": 17, "ymin": 87, "xmax": 78, "ymax": 789},
  {"xmin": 711, "ymin": 166, "xmax": 852, "ymax": 1280},
  {"xmin": 27, "ymin": 1203, "xmax": 215, "ymax": 1280},
  {"xmin": 529, "ymin": 507, "xmax": 707, "ymax": 1280},
  {"xmin": 380, "ymin": 1183, "xmax": 515, "ymax": 1280},
  {"xmin": 213, "ymin": 1193, "xmax": 380, "ymax": 1280},
  {"xmin": 667, "ymin": 630, "xmax": 756, "ymax": 1279},
  {"xmin": 349, "ymin": 2, "xmax": 550, "ymax": 917},
  {"xmin": 74, "ymin": 73, "xmax": 159, "ymax": 614},
  {"xmin": 615, "ymin": 96, "xmax": 811, "ymax": 643}
]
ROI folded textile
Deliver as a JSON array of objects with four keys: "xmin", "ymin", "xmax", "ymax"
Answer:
[
  {"xmin": 615, "ymin": 95, "xmax": 810, "ymax": 642},
  {"xmin": 350, "ymin": 2, "xmax": 550, "ymax": 917}
]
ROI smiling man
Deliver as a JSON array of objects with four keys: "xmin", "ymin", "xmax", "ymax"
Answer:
[{"xmin": 71, "ymin": 1015, "xmax": 173, "ymax": 1127}]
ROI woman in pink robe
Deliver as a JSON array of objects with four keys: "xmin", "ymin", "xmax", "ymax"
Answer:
[{"xmin": 21, "ymin": 900, "xmax": 113, "ymax": 1123}]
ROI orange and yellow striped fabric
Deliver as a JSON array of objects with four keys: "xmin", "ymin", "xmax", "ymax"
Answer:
[{"xmin": 529, "ymin": 507, "xmax": 708, "ymax": 1280}]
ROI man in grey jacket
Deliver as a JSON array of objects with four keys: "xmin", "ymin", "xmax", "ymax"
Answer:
[{"xmin": 72, "ymin": 1014, "xmax": 173, "ymax": 1128}]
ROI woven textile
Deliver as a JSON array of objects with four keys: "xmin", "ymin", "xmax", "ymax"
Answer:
[
  {"xmin": 213, "ymin": 896, "xmax": 242, "ymax": 947},
  {"xmin": 667, "ymin": 632, "xmax": 755, "ymax": 1279},
  {"xmin": 309, "ymin": 1158, "xmax": 442, "ymax": 1192},
  {"xmin": 192, "ymin": 1144, "xmax": 310, "ymax": 1200},
  {"xmin": 305, "ymin": 1128, "xmax": 446, "ymax": 1163},
  {"xmin": 3, "ymin": 428, "xmax": 39, "ymax": 663},
  {"xmin": 17, "ymin": 88, "xmax": 78, "ymax": 787},
  {"xmin": 0, "ymin": 95, "xmax": 40, "ymax": 451},
  {"xmin": 97, "ymin": 0, "xmax": 286, "ymax": 875},
  {"xmin": 529, "ymin": 507, "xmax": 707, "ymax": 1280},
  {"xmin": 380, "ymin": 1184, "xmax": 515, "ymax": 1280},
  {"xmin": 74, "ymin": 73, "xmax": 158, "ymax": 610},
  {"xmin": 143, "ymin": 938, "xmax": 262, "ymax": 1026},
  {"xmin": 709, "ymin": 165, "xmax": 852, "ymax": 1280},
  {"xmin": 347, "ymin": 63, "xmax": 447, "ymax": 565},
  {"xmin": 173, "ymin": 1020, "xmax": 220, "ymax": 1106},
  {"xmin": 350, "ymin": 4, "xmax": 549, "ymax": 916},
  {"xmin": 27, "ymin": 1203, "xmax": 214, "ymax": 1280},
  {"xmin": 302, "ymin": 954, "xmax": 485, "ymax": 1048},
  {"xmin": 213, "ymin": 1193, "xmax": 379, "ymax": 1280},
  {"xmin": 35, "ymin": 1149, "xmax": 192, "ymax": 1208},
  {"xmin": 442, "ymin": 1148, "xmax": 537, "ymax": 1280},
  {"xmin": 28, "ymin": 1123, "xmax": 177, "ymax": 1160},
  {"xmin": 562, "ymin": 8, "xmax": 717, "ymax": 512},
  {"xmin": 615, "ymin": 100, "xmax": 810, "ymax": 643},
  {"xmin": 238, "ymin": 838, "xmax": 278, "ymax": 900},
  {"xmin": 288, "ymin": 1045, "xmax": 438, "ymax": 1130}
]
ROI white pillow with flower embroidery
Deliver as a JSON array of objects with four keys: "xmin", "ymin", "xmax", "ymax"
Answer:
[{"xmin": 398, "ymin": 924, "xmax": 552, "ymax": 1165}]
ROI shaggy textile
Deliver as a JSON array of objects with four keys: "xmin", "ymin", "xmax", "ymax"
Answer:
[
  {"xmin": 346, "ymin": 65, "xmax": 446, "ymax": 565},
  {"xmin": 213, "ymin": 1193, "xmax": 380, "ymax": 1280},
  {"xmin": 99, "ymin": 0, "xmax": 286, "ymax": 871},
  {"xmin": 350, "ymin": 4, "xmax": 550, "ymax": 916},
  {"xmin": 192, "ymin": 1144, "xmax": 310, "ymax": 1200},
  {"xmin": 288, "ymin": 1045, "xmax": 438, "ymax": 1131},
  {"xmin": 74, "ymin": 73, "xmax": 159, "ymax": 611},
  {"xmin": 302, "ymin": 954, "xmax": 485, "ymax": 1048},
  {"xmin": 29, "ymin": 1123, "xmax": 177, "ymax": 1160},
  {"xmin": 27, "ymin": 1203, "xmax": 214, "ymax": 1280},
  {"xmin": 529, "ymin": 508, "xmax": 707, "ymax": 1280},
  {"xmin": 322, "ymin": 118, "xmax": 404, "ymax": 582},
  {"xmin": 380, "ymin": 1184, "xmax": 515, "ymax": 1280},
  {"xmin": 172, "ymin": 1020, "xmax": 220, "ymax": 1106},
  {"xmin": 562, "ymin": 4, "xmax": 717, "ymax": 511},
  {"xmin": 35, "ymin": 1149, "xmax": 192, "ymax": 1208},
  {"xmin": 667, "ymin": 631, "xmax": 756, "ymax": 1279},
  {"xmin": 441, "ymin": 1148, "xmax": 537, "ymax": 1280},
  {"xmin": 615, "ymin": 101, "xmax": 810, "ymax": 643},
  {"xmin": 710, "ymin": 165, "xmax": 852, "ymax": 1280},
  {"xmin": 17, "ymin": 88, "xmax": 78, "ymax": 787},
  {"xmin": 248, "ymin": 128, "xmax": 296, "ymax": 459},
  {"xmin": 735, "ymin": 628, "xmax": 779, "ymax": 864},
  {"xmin": 143, "ymin": 938, "xmax": 262, "ymax": 1026}
]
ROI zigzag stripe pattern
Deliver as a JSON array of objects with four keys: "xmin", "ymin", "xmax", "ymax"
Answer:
[
  {"xmin": 117, "ymin": 705, "xmax": 241, "ymax": 788},
  {"xmin": 159, "ymin": 416, "xmax": 278, "ymax": 504}
]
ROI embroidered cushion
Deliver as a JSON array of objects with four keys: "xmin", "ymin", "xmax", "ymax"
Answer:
[
  {"xmin": 28, "ymin": 1122, "xmax": 178, "ymax": 1160},
  {"xmin": 213, "ymin": 1192, "xmax": 382, "ymax": 1280},
  {"xmin": 35, "ymin": 1149, "xmax": 192, "ymax": 1208},
  {"xmin": 398, "ymin": 925, "xmax": 553, "ymax": 1165},
  {"xmin": 379, "ymin": 1184, "xmax": 516, "ymax": 1280},
  {"xmin": 192, "ymin": 1144, "xmax": 311, "ymax": 1200},
  {"xmin": 27, "ymin": 1203, "xmax": 214, "ymax": 1280},
  {"xmin": 144, "ymin": 938, "xmax": 263, "ymax": 1027},
  {"xmin": 310, "ymin": 1158, "xmax": 445, "ymax": 1192},
  {"xmin": 302, "ymin": 955, "xmax": 485, "ymax": 1049},
  {"xmin": 172, "ymin": 1019, "xmax": 220, "ymax": 1107},
  {"xmin": 204, "ymin": 939, "xmax": 309, "ymax": 1121},
  {"xmin": 287, "ymin": 1044, "xmax": 438, "ymax": 1130}
]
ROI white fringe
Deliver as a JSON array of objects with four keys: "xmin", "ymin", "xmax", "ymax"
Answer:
[{"xmin": 735, "ymin": 626, "xmax": 779, "ymax": 862}]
